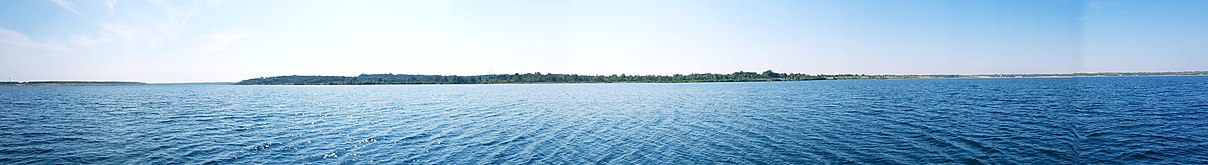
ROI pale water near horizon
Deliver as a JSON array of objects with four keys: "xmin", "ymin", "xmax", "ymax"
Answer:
[{"xmin": 2, "ymin": 76, "xmax": 1206, "ymax": 164}]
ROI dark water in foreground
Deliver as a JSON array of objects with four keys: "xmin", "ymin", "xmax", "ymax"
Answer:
[{"xmin": 2, "ymin": 76, "xmax": 1207, "ymax": 164}]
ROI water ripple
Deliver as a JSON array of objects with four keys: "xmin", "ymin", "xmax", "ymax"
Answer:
[{"xmin": 1, "ymin": 77, "xmax": 1207, "ymax": 164}]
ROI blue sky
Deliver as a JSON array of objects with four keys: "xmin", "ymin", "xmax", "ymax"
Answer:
[{"xmin": 1, "ymin": 0, "xmax": 1205, "ymax": 82}]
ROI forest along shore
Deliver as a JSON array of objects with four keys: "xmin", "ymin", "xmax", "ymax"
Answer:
[{"xmin": 234, "ymin": 70, "xmax": 1208, "ymax": 85}]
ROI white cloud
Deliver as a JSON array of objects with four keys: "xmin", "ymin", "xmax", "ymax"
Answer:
[
  {"xmin": 148, "ymin": 0, "xmax": 198, "ymax": 47},
  {"xmin": 199, "ymin": 29, "xmax": 257, "ymax": 52},
  {"xmin": 205, "ymin": 0, "xmax": 223, "ymax": 7},
  {"xmin": 97, "ymin": 21, "xmax": 155, "ymax": 46},
  {"xmin": 101, "ymin": 22, "xmax": 145, "ymax": 43},
  {"xmin": 107, "ymin": 0, "xmax": 118, "ymax": 13},
  {"xmin": 69, "ymin": 33, "xmax": 116, "ymax": 47},
  {"xmin": 85, "ymin": 0, "xmax": 203, "ymax": 48},
  {"xmin": 0, "ymin": 28, "xmax": 69, "ymax": 52},
  {"xmin": 48, "ymin": 0, "xmax": 82, "ymax": 15},
  {"xmin": 1089, "ymin": 0, "xmax": 1113, "ymax": 10}
]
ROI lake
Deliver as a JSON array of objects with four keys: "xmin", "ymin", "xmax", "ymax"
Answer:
[{"xmin": 2, "ymin": 76, "xmax": 1206, "ymax": 164}]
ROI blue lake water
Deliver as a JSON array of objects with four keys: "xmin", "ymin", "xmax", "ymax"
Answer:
[{"xmin": 2, "ymin": 76, "xmax": 1207, "ymax": 164}]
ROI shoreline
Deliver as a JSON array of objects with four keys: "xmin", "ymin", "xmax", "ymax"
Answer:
[
  {"xmin": 235, "ymin": 71, "xmax": 1208, "ymax": 85},
  {"xmin": 4, "ymin": 72, "xmax": 1205, "ymax": 87}
]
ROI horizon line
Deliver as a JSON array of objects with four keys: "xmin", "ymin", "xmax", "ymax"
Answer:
[{"xmin": 6, "ymin": 70, "xmax": 1207, "ymax": 84}]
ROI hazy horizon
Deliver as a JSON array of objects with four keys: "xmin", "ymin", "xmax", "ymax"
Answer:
[
  {"xmin": 6, "ymin": 70, "xmax": 1208, "ymax": 83},
  {"xmin": 3, "ymin": 0, "xmax": 1207, "ymax": 83}
]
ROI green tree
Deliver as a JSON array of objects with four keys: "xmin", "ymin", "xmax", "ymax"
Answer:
[{"xmin": 762, "ymin": 70, "xmax": 782, "ymax": 78}]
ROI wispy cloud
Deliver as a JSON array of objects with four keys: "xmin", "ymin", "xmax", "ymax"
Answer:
[
  {"xmin": 69, "ymin": 32, "xmax": 116, "ymax": 47},
  {"xmin": 1088, "ymin": 0, "xmax": 1114, "ymax": 10},
  {"xmin": 199, "ymin": 29, "xmax": 257, "ymax": 52},
  {"xmin": 205, "ymin": 0, "xmax": 223, "ymax": 7},
  {"xmin": 48, "ymin": 0, "xmax": 82, "ymax": 15},
  {"xmin": 72, "ymin": 0, "xmax": 207, "ymax": 49},
  {"xmin": 107, "ymin": 0, "xmax": 118, "ymax": 13},
  {"xmin": 100, "ymin": 22, "xmax": 146, "ymax": 43},
  {"xmin": 0, "ymin": 28, "xmax": 69, "ymax": 52},
  {"xmin": 148, "ymin": 0, "xmax": 198, "ymax": 47}
]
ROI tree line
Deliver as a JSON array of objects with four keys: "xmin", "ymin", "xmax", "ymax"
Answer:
[{"xmin": 235, "ymin": 70, "xmax": 970, "ymax": 85}]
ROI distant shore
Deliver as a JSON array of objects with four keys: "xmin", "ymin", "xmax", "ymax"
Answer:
[
  {"xmin": 5, "ymin": 71, "xmax": 1205, "ymax": 86},
  {"xmin": 234, "ymin": 70, "xmax": 1208, "ymax": 85}
]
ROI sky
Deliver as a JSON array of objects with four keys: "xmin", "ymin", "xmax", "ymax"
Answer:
[{"xmin": 1, "ymin": 0, "xmax": 1206, "ymax": 82}]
